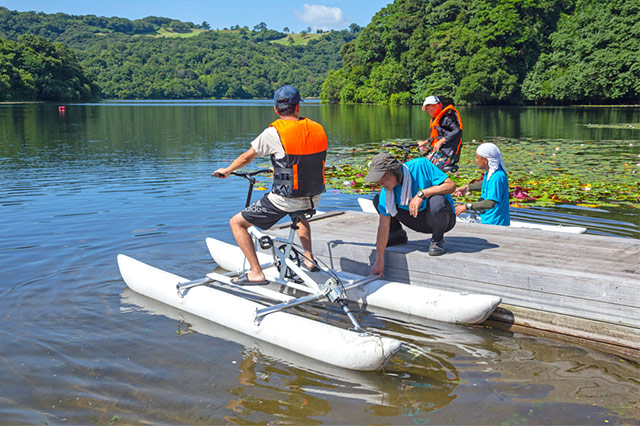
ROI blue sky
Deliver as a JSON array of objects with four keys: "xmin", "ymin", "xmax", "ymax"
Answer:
[{"xmin": 1, "ymin": 1, "xmax": 392, "ymax": 32}]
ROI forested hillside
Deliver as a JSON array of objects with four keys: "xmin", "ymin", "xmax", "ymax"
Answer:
[
  {"xmin": 321, "ymin": 0, "xmax": 639, "ymax": 105},
  {"xmin": 0, "ymin": 7, "xmax": 357, "ymax": 99},
  {"xmin": 0, "ymin": 34, "xmax": 99, "ymax": 101},
  {"xmin": 2, "ymin": 1, "xmax": 637, "ymax": 104}
]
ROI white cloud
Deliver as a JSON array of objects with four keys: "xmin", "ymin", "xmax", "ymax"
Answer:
[{"xmin": 294, "ymin": 4, "xmax": 346, "ymax": 31}]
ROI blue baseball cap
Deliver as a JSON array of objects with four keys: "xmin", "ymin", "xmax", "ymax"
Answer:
[{"xmin": 274, "ymin": 85, "xmax": 303, "ymax": 105}]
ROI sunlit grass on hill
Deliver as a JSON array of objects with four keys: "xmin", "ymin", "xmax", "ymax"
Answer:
[
  {"xmin": 271, "ymin": 33, "xmax": 323, "ymax": 46},
  {"xmin": 151, "ymin": 28, "xmax": 323, "ymax": 45},
  {"xmin": 154, "ymin": 28, "xmax": 208, "ymax": 38}
]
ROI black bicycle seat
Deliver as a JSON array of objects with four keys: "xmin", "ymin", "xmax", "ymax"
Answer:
[{"xmin": 290, "ymin": 209, "xmax": 316, "ymax": 223}]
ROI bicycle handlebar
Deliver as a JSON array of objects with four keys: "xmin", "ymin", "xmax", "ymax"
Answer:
[
  {"xmin": 230, "ymin": 169, "xmax": 272, "ymax": 178},
  {"xmin": 212, "ymin": 168, "xmax": 272, "ymax": 179}
]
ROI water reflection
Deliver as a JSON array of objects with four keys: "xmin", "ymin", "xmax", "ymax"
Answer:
[
  {"xmin": 121, "ymin": 289, "xmax": 460, "ymax": 422},
  {"xmin": 2, "ymin": 103, "xmax": 638, "ymax": 160},
  {"xmin": 119, "ymin": 287, "xmax": 639, "ymax": 424}
]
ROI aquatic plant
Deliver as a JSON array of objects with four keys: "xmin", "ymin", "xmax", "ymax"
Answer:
[{"xmin": 324, "ymin": 138, "xmax": 640, "ymax": 209}]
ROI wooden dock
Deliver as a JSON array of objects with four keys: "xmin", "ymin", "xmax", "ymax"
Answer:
[{"xmin": 271, "ymin": 211, "xmax": 640, "ymax": 360}]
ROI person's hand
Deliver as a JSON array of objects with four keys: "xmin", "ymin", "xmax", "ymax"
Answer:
[
  {"xmin": 453, "ymin": 185, "xmax": 469, "ymax": 197},
  {"xmin": 212, "ymin": 168, "xmax": 230, "ymax": 178},
  {"xmin": 409, "ymin": 195, "xmax": 423, "ymax": 218},
  {"xmin": 417, "ymin": 140, "xmax": 429, "ymax": 151},
  {"xmin": 432, "ymin": 138, "xmax": 445, "ymax": 152},
  {"xmin": 455, "ymin": 204, "xmax": 467, "ymax": 216},
  {"xmin": 371, "ymin": 257, "xmax": 384, "ymax": 277}
]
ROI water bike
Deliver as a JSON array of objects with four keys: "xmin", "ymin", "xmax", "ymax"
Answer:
[{"xmin": 117, "ymin": 170, "xmax": 501, "ymax": 371}]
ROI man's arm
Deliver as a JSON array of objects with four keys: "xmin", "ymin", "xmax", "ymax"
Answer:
[
  {"xmin": 371, "ymin": 214, "xmax": 391, "ymax": 277},
  {"xmin": 409, "ymin": 177, "xmax": 455, "ymax": 217},
  {"xmin": 422, "ymin": 177, "xmax": 455, "ymax": 197},
  {"xmin": 212, "ymin": 147, "xmax": 259, "ymax": 178},
  {"xmin": 432, "ymin": 115, "xmax": 461, "ymax": 152}
]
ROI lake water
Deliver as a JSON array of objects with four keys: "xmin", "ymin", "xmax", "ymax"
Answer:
[{"xmin": 1, "ymin": 101, "xmax": 638, "ymax": 424}]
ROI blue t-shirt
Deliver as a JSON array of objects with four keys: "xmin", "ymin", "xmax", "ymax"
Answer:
[
  {"xmin": 377, "ymin": 157, "xmax": 455, "ymax": 216},
  {"xmin": 480, "ymin": 168, "xmax": 510, "ymax": 226}
]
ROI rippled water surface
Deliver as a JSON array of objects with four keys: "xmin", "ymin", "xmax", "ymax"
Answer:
[{"xmin": 1, "ymin": 101, "xmax": 638, "ymax": 424}]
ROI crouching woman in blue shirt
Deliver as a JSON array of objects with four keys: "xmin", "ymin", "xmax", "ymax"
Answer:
[{"xmin": 454, "ymin": 143, "xmax": 510, "ymax": 226}]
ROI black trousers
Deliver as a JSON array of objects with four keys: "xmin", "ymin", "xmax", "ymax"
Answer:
[{"xmin": 372, "ymin": 193, "xmax": 456, "ymax": 242}]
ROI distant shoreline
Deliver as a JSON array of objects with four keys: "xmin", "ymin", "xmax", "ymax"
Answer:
[{"xmin": 2, "ymin": 100, "xmax": 638, "ymax": 108}]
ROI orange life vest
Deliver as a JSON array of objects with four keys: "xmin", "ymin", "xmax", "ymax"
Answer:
[
  {"xmin": 429, "ymin": 105, "xmax": 463, "ymax": 154},
  {"xmin": 270, "ymin": 118, "xmax": 327, "ymax": 198}
]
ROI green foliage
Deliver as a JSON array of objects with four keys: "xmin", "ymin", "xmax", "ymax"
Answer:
[
  {"xmin": 522, "ymin": 0, "xmax": 640, "ymax": 104},
  {"xmin": 0, "ymin": 34, "xmax": 99, "ymax": 101},
  {"xmin": 0, "ymin": 7, "xmax": 356, "ymax": 99},
  {"xmin": 321, "ymin": 0, "xmax": 638, "ymax": 105}
]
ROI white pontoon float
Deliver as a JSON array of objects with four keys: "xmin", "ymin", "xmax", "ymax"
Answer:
[
  {"xmin": 117, "ymin": 170, "xmax": 501, "ymax": 371},
  {"xmin": 357, "ymin": 197, "xmax": 587, "ymax": 234}
]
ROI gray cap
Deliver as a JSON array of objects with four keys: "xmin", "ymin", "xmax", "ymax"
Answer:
[{"xmin": 364, "ymin": 152, "xmax": 402, "ymax": 182}]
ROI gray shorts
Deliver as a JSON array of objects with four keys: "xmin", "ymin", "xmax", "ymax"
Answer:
[{"xmin": 240, "ymin": 194, "xmax": 290, "ymax": 230}]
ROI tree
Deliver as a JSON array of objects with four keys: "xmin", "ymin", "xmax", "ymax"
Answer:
[
  {"xmin": 253, "ymin": 22, "xmax": 267, "ymax": 32},
  {"xmin": 0, "ymin": 34, "xmax": 99, "ymax": 101},
  {"xmin": 522, "ymin": 0, "xmax": 639, "ymax": 104},
  {"xmin": 200, "ymin": 21, "xmax": 210, "ymax": 30}
]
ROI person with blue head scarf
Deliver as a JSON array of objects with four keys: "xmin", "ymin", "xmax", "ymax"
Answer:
[{"xmin": 454, "ymin": 143, "xmax": 510, "ymax": 226}]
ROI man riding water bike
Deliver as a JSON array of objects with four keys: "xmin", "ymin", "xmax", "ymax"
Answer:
[{"xmin": 212, "ymin": 85, "xmax": 327, "ymax": 285}]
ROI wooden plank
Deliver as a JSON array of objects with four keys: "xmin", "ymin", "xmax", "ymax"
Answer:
[
  {"xmin": 486, "ymin": 306, "xmax": 640, "ymax": 362},
  {"xmin": 490, "ymin": 304, "xmax": 640, "ymax": 349}
]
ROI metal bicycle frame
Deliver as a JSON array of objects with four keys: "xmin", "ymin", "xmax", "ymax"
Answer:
[{"xmin": 176, "ymin": 169, "xmax": 378, "ymax": 332}]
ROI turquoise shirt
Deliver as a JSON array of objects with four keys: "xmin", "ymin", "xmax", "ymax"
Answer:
[
  {"xmin": 480, "ymin": 168, "xmax": 510, "ymax": 226},
  {"xmin": 377, "ymin": 157, "xmax": 455, "ymax": 216}
]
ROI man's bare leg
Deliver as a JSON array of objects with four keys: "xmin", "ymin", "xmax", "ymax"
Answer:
[
  {"xmin": 296, "ymin": 218, "xmax": 316, "ymax": 269},
  {"xmin": 229, "ymin": 213, "xmax": 265, "ymax": 282}
]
